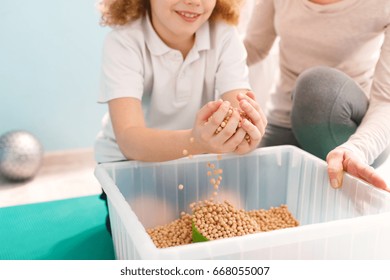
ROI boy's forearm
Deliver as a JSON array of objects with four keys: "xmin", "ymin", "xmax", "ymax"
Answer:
[{"xmin": 116, "ymin": 127, "xmax": 205, "ymax": 162}]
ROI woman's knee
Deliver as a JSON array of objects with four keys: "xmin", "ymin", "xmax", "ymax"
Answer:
[
  {"xmin": 290, "ymin": 66, "xmax": 368, "ymax": 160},
  {"xmin": 292, "ymin": 66, "xmax": 351, "ymax": 103},
  {"xmin": 292, "ymin": 66, "xmax": 367, "ymax": 125},
  {"xmin": 291, "ymin": 66, "xmax": 347, "ymax": 129}
]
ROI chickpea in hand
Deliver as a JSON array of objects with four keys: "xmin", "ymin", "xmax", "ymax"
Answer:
[
  {"xmin": 191, "ymin": 100, "xmax": 247, "ymax": 154},
  {"xmin": 234, "ymin": 91, "xmax": 267, "ymax": 154}
]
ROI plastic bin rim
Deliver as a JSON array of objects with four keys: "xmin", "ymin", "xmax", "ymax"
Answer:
[{"xmin": 96, "ymin": 145, "xmax": 322, "ymax": 169}]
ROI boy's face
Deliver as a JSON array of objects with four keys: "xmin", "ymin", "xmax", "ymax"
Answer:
[{"xmin": 150, "ymin": 0, "xmax": 216, "ymax": 44}]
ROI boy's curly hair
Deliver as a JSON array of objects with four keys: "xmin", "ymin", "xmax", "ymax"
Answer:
[{"xmin": 99, "ymin": 0, "xmax": 244, "ymax": 26}]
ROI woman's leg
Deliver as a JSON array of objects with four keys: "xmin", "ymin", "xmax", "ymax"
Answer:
[
  {"xmin": 259, "ymin": 123, "xmax": 301, "ymax": 147},
  {"xmin": 291, "ymin": 66, "xmax": 375, "ymax": 161}
]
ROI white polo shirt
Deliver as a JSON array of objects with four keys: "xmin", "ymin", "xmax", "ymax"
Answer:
[{"xmin": 95, "ymin": 15, "xmax": 250, "ymax": 162}]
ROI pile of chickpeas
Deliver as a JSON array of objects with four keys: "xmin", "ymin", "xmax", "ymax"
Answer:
[
  {"xmin": 146, "ymin": 130, "xmax": 299, "ymax": 249},
  {"xmin": 146, "ymin": 213, "xmax": 193, "ymax": 249},
  {"xmin": 147, "ymin": 199, "xmax": 299, "ymax": 249},
  {"xmin": 191, "ymin": 200, "xmax": 261, "ymax": 240},
  {"xmin": 247, "ymin": 205, "xmax": 299, "ymax": 232}
]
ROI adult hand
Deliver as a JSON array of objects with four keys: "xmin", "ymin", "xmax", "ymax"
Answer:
[
  {"xmin": 326, "ymin": 147, "xmax": 389, "ymax": 192},
  {"xmin": 234, "ymin": 91, "xmax": 267, "ymax": 154},
  {"xmin": 192, "ymin": 99, "xmax": 246, "ymax": 154}
]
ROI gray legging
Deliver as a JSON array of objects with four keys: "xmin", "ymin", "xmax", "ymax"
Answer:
[{"xmin": 260, "ymin": 66, "xmax": 389, "ymax": 167}]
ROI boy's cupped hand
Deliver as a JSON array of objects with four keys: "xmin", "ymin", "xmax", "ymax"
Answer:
[{"xmin": 192, "ymin": 93, "xmax": 267, "ymax": 155}]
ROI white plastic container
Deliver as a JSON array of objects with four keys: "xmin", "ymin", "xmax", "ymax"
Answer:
[{"xmin": 94, "ymin": 146, "xmax": 390, "ymax": 259}]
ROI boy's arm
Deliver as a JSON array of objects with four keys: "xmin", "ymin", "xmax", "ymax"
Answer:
[
  {"xmin": 109, "ymin": 97, "xmax": 197, "ymax": 162},
  {"xmin": 109, "ymin": 97, "xmax": 245, "ymax": 162}
]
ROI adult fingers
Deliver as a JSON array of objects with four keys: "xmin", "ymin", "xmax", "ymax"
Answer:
[
  {"xmin": 327, "ymin": 148, "xmax": 389, "ymax": 191},
  {"xmin": 326, "ymin": 149, "xmax": 345, "ymax": 189},
  {"xmin": 344, "ymin": 157, "xmax": 389, "ymax": 191}
]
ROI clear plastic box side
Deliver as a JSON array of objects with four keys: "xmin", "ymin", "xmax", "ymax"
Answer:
[
  {"xmin": 94, "ymin": 165, "xmax": 159, "ymax": 259},
  {"xmin": 94, "ymin": 146, "xmax": 390, "ymax": 259}
]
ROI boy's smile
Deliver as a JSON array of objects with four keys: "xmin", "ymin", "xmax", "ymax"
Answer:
[
  {"xmin": 175, "ymin": 10, "xmax": 201, "ymax": 22},
  {"xmin": 150, "ymin": 0, "xmax": 216, "ymax": 56}
]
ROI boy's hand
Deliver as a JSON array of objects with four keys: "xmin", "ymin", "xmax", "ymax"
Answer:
[
  {"xmin": 234, "ymin": 91, "xmax": 267, "ymax": 154},
  {"xmin": 192, "ymin": 100, "xmax": 246, "ymax": 154}
]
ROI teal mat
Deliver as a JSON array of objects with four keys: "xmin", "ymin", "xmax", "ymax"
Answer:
[{"xmin": 0, "ymin": 195, "xmax": 115, "ymax": 260}]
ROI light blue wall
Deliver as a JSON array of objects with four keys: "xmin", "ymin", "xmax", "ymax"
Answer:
[{"xmin": 0, "ymin": 0, "xmax": 109, "ymax": 152}]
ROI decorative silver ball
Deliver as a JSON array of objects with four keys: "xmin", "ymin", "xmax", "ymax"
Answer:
[{"xmin": 0, "ymin": 130, "xmax": 44, "ymax": 181}]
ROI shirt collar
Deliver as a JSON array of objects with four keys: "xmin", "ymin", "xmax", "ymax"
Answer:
[{"xmin": 144, "ymin": 14, "xmax": 211, "ymax": 56}]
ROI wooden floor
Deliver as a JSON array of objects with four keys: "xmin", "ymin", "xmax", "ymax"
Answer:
[{"xmin": 0, "ymin": 148, "xmax": 389, "ymax": 208}]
